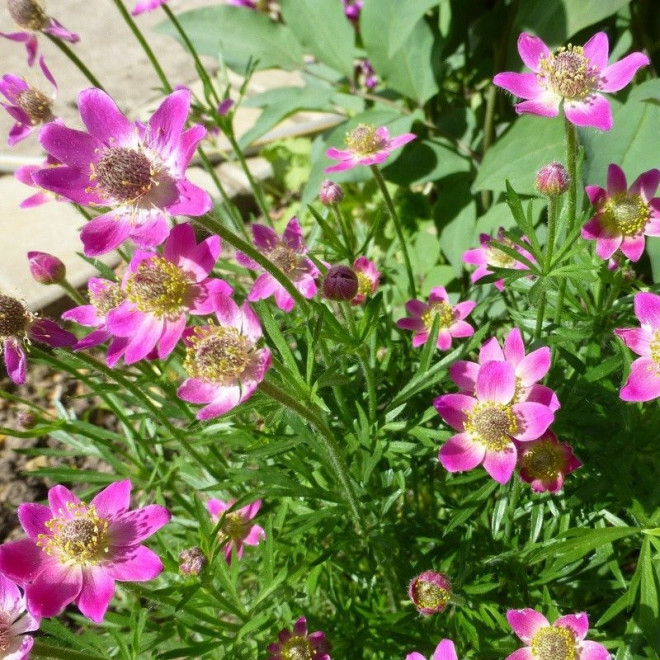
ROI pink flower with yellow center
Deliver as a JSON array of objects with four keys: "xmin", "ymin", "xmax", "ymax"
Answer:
[
  {"xmin": 106, "ymin": 223, "xmax": 232, "ymax": 365},
  {"xmin": 493, "ymin": 32, "xmax": 649, "ymax": 131},
  {"xmin": 207, "ymin": 498, "xmax": 265, "ymax": 563},
  {"xmin": 406, "ymin": 640, "xmax": 458, "ymax": 660},
  {"xmin": 177, "ymin": 294, "xmax": 271, "ymax": 420},
  {"xmin": 0, "ymin": 574, "xmax": 39, "ymax": 660},
  {"xmin": 34, "ymin": 88, "xmax": 211, "ymax": 256},
  {"xmin": 506, "ymin": 609, "xmax": 609, "ymax": 660},
  {"xmin": 615, "ymin": 291, "xmax": 660, "ymax": 402},
  {"xmin": 408, "ymin": 571, "xmax": 452, "ymax": 616},
  {"xmin": 0, "ymin": 480, "xmax": 170, "ymax": 623},
  {"xmin": 324, "ymin": 123, "xmax": 415, "ymax": 173},
  {"xmin": 449, "ymin": 328, "xmax": 560, "ymax": 413},
  {"xmin": 516, "ymin": 430, "xmax": 581, "ymax": 493},
  {"xmin": 434, "ymin": 361, "xmax": 555, "ymax": 483},
  {"xmin": 351, "ymin": 256, "xmax": 380, "ymax": 305},
  {"xmin": 581, "ymin": 164, "xmax": 660, "ymax": 262},
  {"xmin": 397, "ymin": 286, "xmax": 476, "ymax": 350},
  {"xmin": 267, "ymin": 617, "xmax": 331, "ymax": 660},
  {"xmin": 236, "ymin": 217, "xmax": 320, "ymax": 312}
]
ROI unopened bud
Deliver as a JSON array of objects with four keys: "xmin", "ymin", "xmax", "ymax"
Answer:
[
  {"xmin": 409, "ymin": 570, "xmax": 452, "ymax": 616},
  {"xmin": 323, "ymin": 265, "xmax": 358, "ymax": 301},
  {"xmin": 319, "ymin": 179, "xmax": 344, "ymax": 206},
  {"xmin": 17, "ymin": 410, "xmax": 36, "ymax": 429},
  {"xmin": 27, "ymin": 251, "xmax": 66, "ymax": 285},
  {"xmin": 535, "ymin": 162, "xmax": 570, "ymax": 196},
  {"xmin": 8, "ymin": 0, "xmax": 48, "ymax": 30},
  {"xmin": 179, "ymin": 546, "xmax": 207, "ymax": 576}
]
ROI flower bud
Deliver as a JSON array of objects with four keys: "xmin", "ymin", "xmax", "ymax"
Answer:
[
  {"xmin": 409, "ymin": 570, "xmax": 452, "ymax": 615},
  {"xmin": 319, "ymin": 179, "xmax": 344, "ymax": 206},
  {"xmin": 8, "ymin": 0, "xmax": 48, "ymax": 30},
  {"xmin": 17, "ymin": 410, "xmax": 37, "ymax": 429},
  {"xmin": 27, "ymin": 251, "xmax": 66, "ymax": 285},
  {"xmin": 322, "ymin": 265, "xmax": 359, "ymax": 301},
  {"xmin": 179, "ymin": 546, "xmax": 207, "ymax": 576},
  {"xmin": 535, "ymin": 162, "xmax": 570, "ymax": 196}
]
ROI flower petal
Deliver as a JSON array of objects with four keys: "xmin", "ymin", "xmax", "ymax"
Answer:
[
  {"xmin": 439, "ymin": 433, "xmax": 486, "ymax": 473},
  {"xmin": 506, "ymin": 608, "xmax": 549, "ymax": 643},
  {"xmin": 0, "ymin": 540, "xmax": 46, "ymax": 584},
  {"xmin": 517, "ymin": 33, "xmax": 550, "ymax": 71},
  {"xmin": 433, "ymin": 393, "xmax": 476, "ymax": 430},
  {"xmin": 493, "ymin": 72, "xmax": 542, "ymax": 99},
  {"xmin": 555, "ymin": 612, "xmax": 589, "ymax": 640},
  {"xmin": 511, "ymin": 402, "xmax": 554, "ymax": 440},
  {"xmin": 476, "ymin": 361, "xmax": 516, "ymax": 404},
  {"xmin": 26, "ymin": 562, "xmax": 82, "ymax": 619},
  {"xmin": 104, "ymin": 545, "xmax": 164, "ymax": 581},
  {"xmin": 79, "ymin": 88, "xmax": 134, "ymax": 146},
  {"xmin": 91, "ymin": 480, "xmax": 132, "ymax": 520},
  {"xmin": 583, "ymin": 32, "xmax": 610, "ymax": 72},
  {"xmin": 634, "ymin": 291, "xmax": 660, "ymax": 328},
  {"xmin": 108, "ymin": 504, "xmax": 171, "ymax": 546},
  {"xmin": 483, "ymin": 445, "xmax": 517, "ymax": 483},
  {"xmin": 17, "ymin": 503, "xmax": 52, "ymax": 539},
  {"xmin": 564, "ymin": 95, "xmax": 612, "ymax": 131},
  {"xmin": 599, "ymin": 52, "xmax": 650, "ymax": 93},
  {"xmin": 620, "ymin": 357, "xmax": 660, "ymax": 402},
  {"xmin": 77, "ymin": 566, "xmax": 115, "ymax": 623}
]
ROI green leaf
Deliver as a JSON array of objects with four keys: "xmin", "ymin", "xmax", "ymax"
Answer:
[
  {"xmin": 638, "ymin": 537, "xmax": 660, "ymax": 650},
  {"xmin": 280, "ymin": 0, "xmax": 355, "ymax": 78},
  {"xmin": 386, "ymin": 0, "xmax": 445, "ymax": 56},
  {"xmin": 155, "ymin": 7, "xmax": 304, "ymax": 73}
]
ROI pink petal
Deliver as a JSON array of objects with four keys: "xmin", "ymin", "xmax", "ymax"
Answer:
[
  {"xmin": 78, "ymin": 566, "xmax": 115, "ymax": 623},
  {"xmin": 620, "ymin": 357, "xmax": 660, "ymax": 402},
  {"xmin": 449, "ymin": 320, "xmax": 474, "ymax": 339},
  {"xmin": 614, "ymin": 327, "xmax": 652, "ymax": 356},
  {"xmin": 493, "ymin": 72, "xmax": 542, "ymax": 99},
  {"xmin": 433, "ymin": 393, "xmax": 476, "ymax": 430},
  {"xmin": 449, "ymin": 360, "xmax": 479, "ymax": 392},
  {"xmin": 505, "ymin": 649, "xmax": 535, "ymax": 660},
  {"xmin": 4, "ymin": 338, "xmax": 26, "ymax": 385},
  {"xmin": 503, "ymin": 328, "xmax": 525, "ymax": 363},
  {"xmin": 28, "ymin": 319, "xmax": 75, "ymax": 348},
  {"xmin": 104, "ymin": 545, "xmax": 164, "ymax": 581},
  {"xmin": 564, "ymin": 95, "xmax": 613, "ymax": 131},
  {"xmin": 213, "ymin": 294, "xmax": 242, "ymax": 329},
  {"xmin": 405, "ymin": 299, "xmax": 427, "ymax": 316},
  {"xmin": 80, "ymin": 212, "xmax": 132, "ymax": 256},
  {"xmin": 506, "ymin": 608, "xmax": 549, "ymax": 643},
  {"xmin": 26, "ymin": 562, "xmax": 82, "ymax": 619},
  {"xmin": 127, "ymin": 211, "xmax": 171, "ymax": 248},
  {"xmin": 48, "ymin": 485, "xmax": 80, "ymax": 518},
  {"xmin": 463, "ymin": 247, "xmax": 487, "ymax": 266},
  {"xmin": 62, "ymin": 304, "xmax": 101, "ymax": 326},
  {"xmin": 476, "ymin": 361, "xmax": 516, "ymax": 404},
  {"xmin": 325, "ymin": 158, "xmax": 359, "ymax": 173},
  {"xmin": 91, "ymin": 480, "xmax": 132, "ymax": 520},
  {"xmin": 580, "ymin": 640, "xmax": 611, "ymax": 660},
  {"xmin": 147, "ymin": 89, "xmax": 190, "ymax": 154},
  {"xmin": 607, "ymin": 164, "xmax": 628, "ymax": 195},
  {"xmin": 516, "ymin": 347, "xmax": 551, "ymax": 386},
  {"xmin": 387, "ymin": 133, "xmax": 416, "ymax": 149},
  {"xmin": 583, "ymin": 32, "xmax": 609, "ymax": 72},
  {"xmin": 282, "ymin": 217, "xmax": 304, "ymax": 252},
  {"xmin": 178, "ymin": 378, "xmax": 219, "ymax": 404},
  {"xmin": 406, "ymin": 654, "xmax": 426, "ymax": 660},
  {"xmin": 156, "ymin": 315, "xmax": 186, "ymax": 359},
  {"xmin": 436, "ymin": 328, "xmax": 453, "ymax": 350},
  {"xmin": 17, "ymin": 503, "xmax": 52, "ymax": 539},
  {"xmin": 243, "ymin": 524, "xmax": 266, "ymax": 546},
  {"xmin": 517, "ymin": 33, "xmax": 550, "ymax": 71},
  {"xmin": 634, "ymin": 291, "xmax": 660, "ymax": 328},
  {"xmin": 412, "ymin": 331, "xmax": 430, "ymax": 348},
  {"xmin": 512, "ymin": 401, "xmax": 554, "ymax": 440},
  {"xmin": 581, "ymin": 215, "xmax": 606, "ymax": 240},
  {"xmin": 108, "ymin": 504, "xmax": 171, "ymax": 546},
  {"xmin": 273, "ymin": 286, "xmax": 296, "ymax": 312},
  {"xmin": 0, "ymin": 573, "xmax": 22, "ymax": 617},
  {"xmin": 599, "ymin": 52, "xmax": 650, "ymax": 93},
  {"xmin": 453, "ymin": 300, "xmax": 476, "ymax": 320},
  {"xmin": 251, "ymin": 224, "xmax": 279, "ymax": 251},
  {"xmin": 38, "ymin": 122, "xmax": 101, "ymax": 168},
  {"xmin": 248, "ymin": 273, "xmax": 279, "ymax": 302},
  {"xmin": 207, "ymin": 499, "xmax": 230, "ymax": 519},
  {"xmin": 439, "ymin": 432, "xmax": 486, "ymax": 472},
  {"xmin": 123, "ymin": 317, "xmax": 163, "ymax": 364},
  {"xmin": 168, "ymin": 178, "xmax": 212, "ymax": 217},
  {"xmin": 620, "ymin": 235, "xmax": 646, "ymax": 262},
  {"xmin": 514, "ymin": 97, "xmax": 560, "ymax": 118},
  {"xmin": 79, "ymin": 88, "xmax": 135, "ymax": 146},
  {"xmin": 480, "ymin": 337, "xmax": 505, "ymax": 363},
  {"xmin": 0, "ymin": 540, "xmax": 46, "ymax": 584},
  {"xmin": 483, "ymin": 444, "xmax": 517, "ymax": 483},
  {"xmin": 555, "ymin": 612, "xmax": 589, "ymax": 640},
  {"xmin": 433, "ymin": 639, "xmax": 458, "ymax": 660},
  {"xmin": 428, "ymin": 286, "xmax": 449, "ymax": 303},
  {"xmin": 631, "ymin": 168, "xmax": 660, "ymax": 201},
  {"xmin": 397, "ymin": 317, "xmax": 425, "ymax": 332},
  {"xmin": 197, "ymin": 387, "xmax": 242, "ymax": 420}
]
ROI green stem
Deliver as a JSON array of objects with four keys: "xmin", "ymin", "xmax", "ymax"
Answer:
[
  {"xmin": 44, "ymin": 34, "xmax": 104, "ymax": 91},
  {"xmin": 57, "ymin": 279, "xmax": 86, "ymax": 306},
  {"xmin": 534, "ymin": 195, "xmax": 558, "ymax": 339},
  {"xmin": 112, "ymin": 0, "xmax": 172, "ymax": 93},
  {"xmin": 329, "ymin": 203, "xmax": 355, "ymax": 258},
  {"xmin": 370, "ymin": 165, "xmax": 416, "ymax": 298}
]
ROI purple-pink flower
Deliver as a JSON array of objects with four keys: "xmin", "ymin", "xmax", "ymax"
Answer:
[
  {"xmin": 615, "ymin": 291, "xmax": 660, "ymax": 402},
  {"xmin": 131, "ymin": 0, "xmax": 168, "ymax": 15},
  {"xmin": 342, "ymin": 0, "xmax": 363, "ymax": 23},
  {"xmin": 34, "ymin": 88, "xmax": 211, "ymax": 256},
  {"xmin": 236, "ymin": 217, "xmax": 320, "ymax": 312},
  {"xmin": 407, "ymin": 640, "xmax": 458, "ymax": 660},
  {"xmin": 581, "ymin": 164, "xmax": 660, "ymax": 262},
  {"xmin": 408, "ymin": 571, "xmax": 452, "ymax": 616},
  {"xmin": 177, "ymin": 294, "xmax": 271, "ymax": 420},
  {"xmin": 462, "ymin": 229, "xmax": 534, "ymax": 291},
  {"xmin": 267, "ymin": 617, "xmax": 331, "ymax": 660},
  {"xmin": 434, "ymin": 361, "xmax": 555, "ymax": 483},
  {"xmin": 396, "ymin": 287, "xmax": 476, "ymax": 350},
  {"xmin": 0, "ymin": 573, "xmax": 39, "ymax": 660},
  {"xmin": 207, "ymin": 498, "xmax": 265, "ymax": 563},
  {"xmin": 0, "ymin": 55, "xmax": 56, "ymax": 145},
  {"xmin": 352, "ymin": 256, "xmax": 380, "ymax": 305},
  {"xmin": 14, "ymin": 154, "xmax": 62, "ymax": 208},
  {"xmin": 493, "ymin": 32, "xmax": 649, "ymax": 131},
  {"xmin": 325, "ymin": 124, "xmax": 415, "ymax": 173},
  {"xmin": 516, "ymin": 430, "xmax": 582, "ymax": 493},
  {"xmin": 506, "ymin": 609, "xmax": 609, "ymax": 660},
  {"xmin": 0, "ymin": 293, "xmax": 75, "ymax": 385},
  {"xmin": 0, "ymin": 480, "xmax": 170, "ymax": 623}
]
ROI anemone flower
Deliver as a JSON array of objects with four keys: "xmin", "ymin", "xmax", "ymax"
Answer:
[
  {"xmin": 267, "ymin": 617, "xmax": 331, "ymax": 660},
  {"xmin": 207, "ymin": 498, "xmax": 266, "ymax": 563}
]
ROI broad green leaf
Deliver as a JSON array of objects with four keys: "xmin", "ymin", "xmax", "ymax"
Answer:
[
  {"xmin": 155, "ymin": 7, "xmax": 304, "ymax": 73},
  {"xmin": 387, "ymin": 0, "xmax": 446, "ymax": 56},
  {"xmin": 280, "ymin": 0, "xmax": 355, "ymax": 78}
]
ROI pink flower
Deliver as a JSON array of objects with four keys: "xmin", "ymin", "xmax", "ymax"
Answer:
[
  {"xmin": 0, "ymin": 574, "xmax": 40, "ymax": 660},
  {"xmin": 0, "ymin": 480, "xmax": 170, "ymax": 623},
  {"xmin": 132, "ymin": 0, "xmax": 168, "ymax": 15},
  {"xmin": 105, "ymin": 223, "xmax": 232, "ymax": 365},
  {"xmin": 0, "ymin": 293, "xmax": 75, "ymax": 385},
  {"xmin": 396, "ymin": 287, "xmax": 476, "ymax": 350},
  {"xmin": 351, "ymin": 256, "xmax": 380, "ymax": 305},
  {"xmin": 516, "ymin": 430, "xmax": 582, "ymax": 493},
  {"xmin": 207, "ymin": 498, "xmax": 265, "ymax": 563},
  {"xmin": 449, "ymin": 327, "xmax": 560, "ymax": 413},
  {"xmin": 14, "ymin": 154, "xmax": 62, "ymax": 208},
  {"xmin": 462, "ymin": 229, "xmax": 534, "ymax": 291},
  {"xmin": 325, "ymin": 124, "xmax": 416, "ymax": 173},
  {"xmin": 493, "ymin": 32, "xmax": 649, "ymax": 131},
  {"xmin": 267, "ymin": 617, "xmax": 331, "ymax": 660},
  {"xmin": 581, "ymin": 164, "xmax": 660, "ymax": 262},
  {"xmin": 506, "ymin": 609, "xmax": 609, "ymax": 660},
  {"xmin": 177, "ymin": 294, "xmax": 271, "ymax": 420},
  {"xmin": 0, "ymin": 55, "xmax": 56, "ymax": 145},
  {"xmin": 1, "ymin": 0, "xmax": 79, "ymax": 67},
  {"xmin": 434, "ymin": 361, "xmax": 555, "ymax": 483},
  {"xmin": 615, "ymin": 291, "xmax": 660, "ymax": 402},
  {"xmin": 407, "ymin": 640, "xmax": 458, "ymax": 660},
  {"xmin": 236, "ymin": 217, "xmax": 320, "ymax": 312},
  {"xmin": 408, "ymin": 571, "xmax": 452, "ymax": 616},
  {"xmin": 34, "ymin": 88, "xmax": 212, "ymax": 256}
]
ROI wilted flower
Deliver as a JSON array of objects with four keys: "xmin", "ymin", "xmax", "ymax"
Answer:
[
  {"xmin": 0, "ymin": 293, "xmax": 75, "ymax": 384},
  {"xmin": 581, "ymin": 164, "xmax": 660, "ymax": 262},
  {"xmin": 178, "ymin": 294, "xmax": 271, "ymax": 420},
  {"xmin": 535, "ymin": 162, "xmax": 569, "ymax": 197},
  {"xmin": 615, "ymin": 291, "xmax": 660, "ymax": 402},
  {"xmin": 0, "ymin": 55, "xmax": 56, "ymax": 145},
  {"xmin": 179, "ymin": 546, "xmax": 207, "ymax": 576},
  {"xmin": 325, "ymin": 124, "xmax": 415, "ymax": 173},
  {"xmin": 0, "ymin": 573, "xmax": 40, "ymax": 660},
  {"xmin": 352, "ymin": 256, "xmax": 380, "ymax": 305},
  {"xmin": 506, "ymin": 609, "xmax": 609, "ymax": 660},
  {"xmin": 397, "ymin": 286, "xmax": 475, "ymax": 350},
  {"xmin": 319, "ymin": 179, "xmax": 344, "ymax": 206},
  {"xmin": 267, "ymin": 617, "xmax": 331, "ymax": 660},
  {"xmin": 323, "ymin": 265, "xmax": 359, "ymax": 301},
  {"xmin": 236, "ymin": 217, "xmax": 320, "ymax": 312},
  {"xmin": 493, "ymin": 32, "xmax": 649, "ymax": 131},
  {"xmin": 131, "ymin": 0, "xmax": 168, "ymax": 15},
  {"xmin": 34, "ymin": 88, "xmax": 212, "ymax": 256},
  {"xmin": 406, "ymin": 639, "xmax": 459, "ymax": 660},
  {"xmin": 434, "ymin": 361, "xmax": 555, "ymax": 483},
  {"xmin": 27, "ymin": 249, "xmax": 65, "ymax": 285},
  {"xmin": 0, "ymin": 480, "xmax": 170, "ymax": 622},
  {"xmin": 207, "ymin": 498, "xmax": 266, "ymax": 563},
  {"xmin": 409, "ymin": 571, "xmax": 452, "ymax": 616}
]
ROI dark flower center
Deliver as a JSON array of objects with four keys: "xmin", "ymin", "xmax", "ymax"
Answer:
[
  {"xmin": 16, "ymin": 87, "xmax": 53, "ymax": 125},
  {"xmin": 602, "ymin": 193, "xmax": 650, "ymax": 237},
  {"xmin": 268, "ymin": 245, "xmax": 302, "ymax": 275},
  {"xmin": 94, "ymin": 147, "xmax": 153, "ymax": 203},
  {"xmin": 521, "ymin": 441, "xmax": 565, "ymax": 481},
  {"xmin": 8, "ymin": 0, "xmax": 48, "ymax": 30},
  {"xmin": 0, "ymin": 295, "xmax": 30, "ymax": 338},
  {"xmin": 344, "ymin": 124, "xmax": 388, "ymax": 155},
  {"xmin": 89, "ymin": 282, "xmax": 125, "ymax": 317},
  {"xmin": 531, "ymin": 626, "xmax": 577, "ymax": 660},
  {"xmin": 412, "ymin": 580, "xmax": 450, "ymax": 611},
  {"xmin": 125, "ymin": 258, "xmax": 189, "ymax": 319},
  {"xmin": 281, "ymin": 637, "xmax": 314, "ymax": 660},
  {"xmin": 539, "ymin": 45, "xmax": 599, "ymax": 100},
  {"xmin": 466, "ymin": 402, "xmax": 518, "ymax": 450},
  {"xmin": 184, "ymin": 326, "xmax": 250, "ymax": 384}
]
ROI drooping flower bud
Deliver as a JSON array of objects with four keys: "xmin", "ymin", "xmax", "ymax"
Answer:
[
  {"xmin": 8, "ymin": 0, "xmax": 48, "ymax": 30},
  {"xmin": 27, "ymin": 250, "xmax": 66, "ymax": 285},
  {"xmin": 319, "ymin": 179, "xmax": 344, "ymax": 206},
  {"xmin": 409, "ymin": 570, "xmax": 452, "ymax": 616},
  {"xmin": 535, "ymin": 162, "xmax": 570, "ymax": 196},
  {"xmin": 179, "ymin": 546, "xmax": 207, "ymax": 576},
  {"xmin": 322, "ymin": 265, "xmax": 359, "ymax": 301}
]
